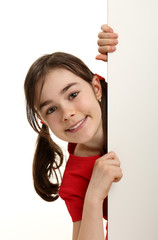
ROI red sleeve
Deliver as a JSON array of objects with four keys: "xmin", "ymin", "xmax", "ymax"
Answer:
[
  {"xmin": 59, "ymin": 160, "xmax": 89, "ymax": 222},
  {"xmin": 63, "ymin": 197, "xmax": 84, "ymax": 222},
  {"xmin": 59, "ymin": 153, "xmax": 93, "ymax": 222}
]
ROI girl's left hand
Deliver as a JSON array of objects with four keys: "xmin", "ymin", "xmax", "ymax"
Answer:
[{"xmin": 96, "ymin": 24, "xmax": 118, "ymax": 62}]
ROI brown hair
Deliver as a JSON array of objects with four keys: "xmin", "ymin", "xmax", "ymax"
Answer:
[{"xmin": 24, "ymin": 52, "xmax": 107, "ymax": 201}]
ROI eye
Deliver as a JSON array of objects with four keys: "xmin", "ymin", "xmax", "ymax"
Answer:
[
  {"xmin": 46, "ymin": 106, "xmax": 57, "ymax": 115},
  {"xmin": 69, "ymin": 92, "xmax": 79, "ymax": 100}
]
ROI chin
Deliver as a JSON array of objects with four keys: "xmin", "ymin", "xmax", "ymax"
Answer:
[{"xmin": 74, "ymin": 132, "xmax": 96, "ymax": 144}]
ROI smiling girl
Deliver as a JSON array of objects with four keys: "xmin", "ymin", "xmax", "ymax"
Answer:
[{"xmin": 24, "ymin": 25, "xmax": 122, "ymax": 240}]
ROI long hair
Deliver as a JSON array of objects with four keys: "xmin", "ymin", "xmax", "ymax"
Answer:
[{"xmin": 24, "ymin": 52, "xmax": 107, "ymax": 201}]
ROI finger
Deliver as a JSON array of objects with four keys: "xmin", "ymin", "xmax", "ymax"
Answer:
[
  {"xmin": 98, "ymin": 32, "xmax": 118, "ymax": 39},
  {"xmin": 103, "ymin": 159, "xmax": 121, "ymax": 167},
  {"xmin": 100, "ymin": 151, "xmax": 119, "ymax": 161},
  {"xmin": 97, "ymin": 38, "xmax": 118, "ymax": 47},
  {"xmin": 95, "ymin": 54, "xmax": 107, "ymax": 62},
  {"xmin": 101, "ymin": 24, "xmax": 114, "ymax": 33},
  {"xmin": 104, "ymin": 164, "xmax": 123, "ymax": 182},
  {"xmin": 98, "ymin": 46, "xmax": 116, "ymax": 54},
  {"xmin": 113, "ymin": 169, "xmax": 123, "ymax": 182},
  {"xmin": 107, "ymin": 165, "xmax": 123, "ymax": 182}
]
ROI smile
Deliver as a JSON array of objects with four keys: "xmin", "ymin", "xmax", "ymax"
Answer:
[{"xmin": 66, "ymin": 116, "xmax": 88, "ymax": 132}]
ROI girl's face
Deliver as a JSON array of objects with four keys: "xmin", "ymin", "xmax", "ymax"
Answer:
[{"xmin": 36, "ymin": 68, "xmax": 103, "ymax": 145}]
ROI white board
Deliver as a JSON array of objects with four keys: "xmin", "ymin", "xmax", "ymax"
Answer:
[{"xmin": 108, "ymin": 0, "xmax": 158, "ymax": 239}]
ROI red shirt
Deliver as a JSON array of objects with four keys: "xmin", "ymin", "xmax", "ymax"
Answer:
[{"xmin": 59, "ymin": 143, "xmax": 108, "ymax": 222}]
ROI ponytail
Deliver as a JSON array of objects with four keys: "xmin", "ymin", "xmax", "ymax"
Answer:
[{"xmin": 33, "ymin": 124, "xmax": 64, "ymax": 201}]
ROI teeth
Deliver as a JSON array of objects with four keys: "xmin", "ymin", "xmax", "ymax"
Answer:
[{"xmin": 68, "ymin": 118, "xmax": 86, "ymax": 130}]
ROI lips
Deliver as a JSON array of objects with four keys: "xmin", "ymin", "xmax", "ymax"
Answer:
[{"xmin": 66, "ymin": 116, "xmax": 87, "ymax": 132}]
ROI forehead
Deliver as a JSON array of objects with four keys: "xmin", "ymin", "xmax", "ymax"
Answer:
[{"xmin": 44, "ymin": 68, "xmax": 80, "ymax": 85}]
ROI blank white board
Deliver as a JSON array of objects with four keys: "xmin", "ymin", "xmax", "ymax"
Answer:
[{"xmin": 108, "ymin": 0, "xmax": 158, "ymax": 239}]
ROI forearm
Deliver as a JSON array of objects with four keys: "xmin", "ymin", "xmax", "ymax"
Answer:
[
  {"xmin": 75, "ymin": 151, "xmax": 123, "ymax": 240},
  {"xmin": 77, "ymin": 192, "xmax": 105, "ymax": 240}
]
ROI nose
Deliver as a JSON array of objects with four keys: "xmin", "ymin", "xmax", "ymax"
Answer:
[{"xmin": 61, "ymin": 105, "xmax": 76, "ymax": 122}]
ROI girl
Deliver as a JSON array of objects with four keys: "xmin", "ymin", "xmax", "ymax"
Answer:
[{"xmin": 24, "ymin": 24, "xmax": 122, "ymax": 240}]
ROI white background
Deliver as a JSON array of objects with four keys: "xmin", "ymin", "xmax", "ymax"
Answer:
[{"xmin": 0, "ymin": 0, "xmax": 107, "ymax": 239}]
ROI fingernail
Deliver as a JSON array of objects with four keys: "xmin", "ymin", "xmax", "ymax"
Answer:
[
  {"xmin": 111, "ymin": 46, "xmax": 116, "ymax": 51},
  {"xmin": 114, "ymin": 33, "xmax": 118, "ymax": 38}
]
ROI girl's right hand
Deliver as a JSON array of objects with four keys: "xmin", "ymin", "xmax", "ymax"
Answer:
[
  {"xmin": 86, "ymin": 151, "xmax": 123, "ymax": 202},
  {"xmin": 96, "ymin": 24, "xmax": 118, "ymax": 62}
]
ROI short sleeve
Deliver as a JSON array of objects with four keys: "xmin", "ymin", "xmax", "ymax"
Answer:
[
  {"xmin": 63, "ymin": 196, "xmax": 84, "ymax": 222},
  {"xmin": 59, "ymin": 143, "xmax": 107, "ymax": 222},
  {"xmin": 59, "ymin": 161, "xmax": 89, "ymax": 222}
]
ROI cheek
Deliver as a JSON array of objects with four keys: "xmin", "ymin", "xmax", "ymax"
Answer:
[
  {"xmin": 47, "ymin": 116, "xmax": 60, "ymax": 132},
  {"xmin": 77, "ymin": 97, "xmax": 100, "ymax": 114}
]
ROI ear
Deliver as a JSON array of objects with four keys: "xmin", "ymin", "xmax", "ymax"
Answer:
[{"xmin": 91, "ymin": 75, "xmax": 102, "ymax": 100}]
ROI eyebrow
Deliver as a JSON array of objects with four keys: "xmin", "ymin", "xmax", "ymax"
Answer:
[
  {"xmin": 59, "ymin": 82, "xmax": 78, "ymax": 95},
  {"xmin": 39, "ymin": 82, "xmax": 78, "ymax": 110}
]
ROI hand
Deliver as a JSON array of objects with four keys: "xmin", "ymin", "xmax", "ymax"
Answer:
[
  {"xmin": 96, "ymin": 24, "xmax": 118, "ymax": 62},
  {"xmin": 86, "ymin": 151, "xmax": 123, "ymax": 202}
]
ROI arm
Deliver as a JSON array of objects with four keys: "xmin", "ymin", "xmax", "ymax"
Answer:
[
  {"xmin": 73, "ymin": 151, "xmax": 123, "ymax": 240},
  {"xmin": 73, "ymin": 199, "xmax": 104, "ymax": 240},
  {"xmin": 76, "ymin": 195, "xmax": 104, "ymax": 240},
  {"xmin": 73, "ymin": 221, "xmax": 81, "ymax": 240}
]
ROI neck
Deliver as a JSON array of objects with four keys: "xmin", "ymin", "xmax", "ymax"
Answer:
[{"xmin": 74, "ymin": 127, "xmax": 105, "ymax": 157}]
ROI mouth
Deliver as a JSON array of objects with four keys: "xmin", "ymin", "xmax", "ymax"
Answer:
[{"xmin": 66, "ymin": 116, "xmax": 88, "ymax": 133}]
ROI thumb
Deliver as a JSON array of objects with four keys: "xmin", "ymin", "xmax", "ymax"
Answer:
[{"xmin": 96, "ymin": 54, "xmax": 107, "ymax": 62}]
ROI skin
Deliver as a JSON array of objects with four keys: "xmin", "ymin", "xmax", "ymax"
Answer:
[
  {"xmin": 36, "ymin": 69, "xmax": 104, "ymax": 156},
  {"xmin": 74, "ymin": 151, "xmax": 122, "ymax": 240},
  {"xmin": 96, "ymin": 24, "xmax": 118, "ymax": 62},
  {"xmin": 35, "ymin": 24, "xmax": 122, "ymax": 240}
]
